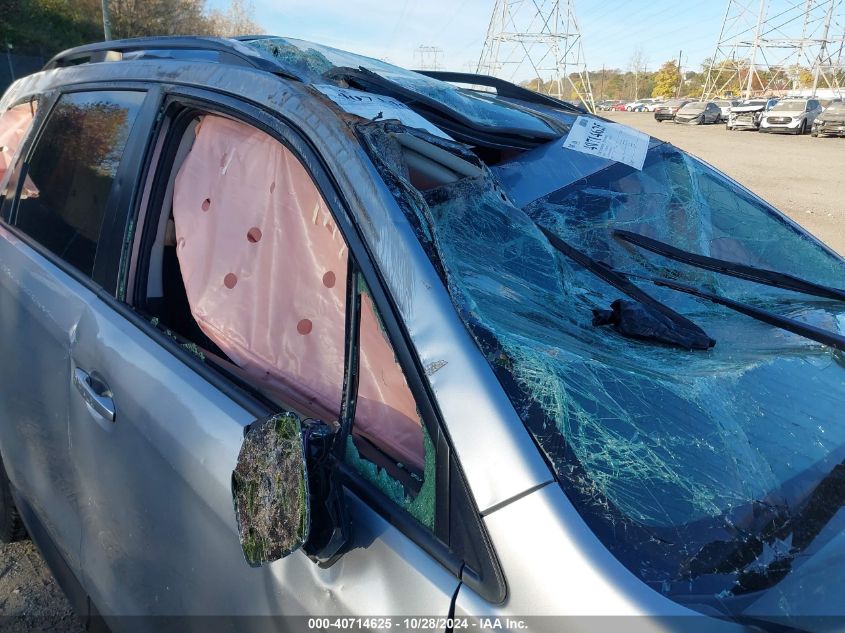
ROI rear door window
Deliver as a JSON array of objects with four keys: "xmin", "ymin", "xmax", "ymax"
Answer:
[{"xmin": 12, "ymin": 91, "xmax": 145, "ymax": 277}]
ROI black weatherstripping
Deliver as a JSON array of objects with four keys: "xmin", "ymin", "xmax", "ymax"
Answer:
[{"xmin": 615, "ymin": 229, "xmax": 845, "ymax": 302}]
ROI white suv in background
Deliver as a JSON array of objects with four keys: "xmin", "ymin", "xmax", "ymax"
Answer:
[{"xmin": 759, "ymin": 98, "xmax": 823, "ymax": 134}]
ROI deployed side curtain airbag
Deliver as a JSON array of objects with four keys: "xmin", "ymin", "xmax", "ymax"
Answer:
[
  {"xmin": 0, "ymin": 103, "xmax": 35, "ymax": 184},
  {"xmin": 172, "ymin": 115, "xmax": 423, "ymax": 471}
]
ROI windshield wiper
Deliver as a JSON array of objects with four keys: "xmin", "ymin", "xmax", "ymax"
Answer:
[
  {"xmin": 614, "ymin": 229, "xmax": 845, "ymax": 302},
  {"xmin": 323, "ymin": 66, "xmax": 562, "ymax": 149},
  {"xmin": 650, "ymin": 277, "xmax": 845, "ymax": 353},
  {"xmin": 539, "ymin": 225, "xmax": 716, "ymax": 350}
]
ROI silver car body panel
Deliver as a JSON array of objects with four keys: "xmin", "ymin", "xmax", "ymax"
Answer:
[{"xmin": 454, "ymin": 485, "xmax": 747, "ymax": 631}]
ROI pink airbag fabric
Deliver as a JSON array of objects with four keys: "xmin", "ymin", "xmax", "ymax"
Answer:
[
  {"xmin": 173, "ymin": 115, "xmax": 423, "ymax": 471},
  {"xmin": 0, "ymin": 103, "xmax": 35, "ymax": 184}
]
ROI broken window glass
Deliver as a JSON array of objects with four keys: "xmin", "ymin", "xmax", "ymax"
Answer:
[
  {"xmin": 347, "ymin": 273, "xmax": 435, "ymax": 531},
  {"xmin": 359, "ymin": 120, "xmax": 845, "ymax": 621}
]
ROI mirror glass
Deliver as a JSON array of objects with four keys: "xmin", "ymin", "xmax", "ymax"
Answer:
[{"xmin": 232, "ymin": 412, "xmax": 310, "ymax": 566}]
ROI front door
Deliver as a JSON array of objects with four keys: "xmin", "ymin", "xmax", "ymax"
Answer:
[{"xmin": 66, "ymin": 91, "xmax": 459, "ymax": 627}]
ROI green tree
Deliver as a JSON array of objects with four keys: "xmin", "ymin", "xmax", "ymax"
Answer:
[{"xmin": 652, "ymin": 59, "xmax": 681, "ymax": 98}]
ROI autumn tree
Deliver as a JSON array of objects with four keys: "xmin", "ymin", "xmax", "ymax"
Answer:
[
  {"xmin": 652, "ymin": 59, "xmax": 681, "ymax": 98},
  {"xmin": 1, "ymin": 0, "xmax": 264, "ymax": 58}
]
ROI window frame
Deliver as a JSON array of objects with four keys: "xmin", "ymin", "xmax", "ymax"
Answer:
[
  {"xmin": 0, "ymin": 82, "xmax": 160, "ymax": 293},
  {"xmin": 119, "ymin": 86, "xmax": 506, "ymax": 604}
]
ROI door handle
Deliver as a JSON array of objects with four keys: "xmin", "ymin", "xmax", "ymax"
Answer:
[{"xmin": 73, "ymin": 368, "xmax": 116, "ymax": 422}]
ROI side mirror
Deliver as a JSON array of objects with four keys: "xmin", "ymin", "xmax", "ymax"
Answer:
[{"xmin": 232, "ymin": 413, "xmax": 310, "ymax": 566}]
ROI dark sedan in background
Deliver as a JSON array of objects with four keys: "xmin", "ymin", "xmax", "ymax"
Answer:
[
  {"xmin": 674, "ymin": 101, "xmax": 721, "ymax": 124},
  {"xmin": 812, "ymin": 100, "xmax": 845, "ymax": 137},
  {"xmin": 653, "ymin": 98, "xmax": 690, "ymax": 122}
]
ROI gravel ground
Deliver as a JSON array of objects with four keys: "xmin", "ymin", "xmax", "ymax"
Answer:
[
  {"xmin": 0, "ymin": 540, "xmax": 83, "ymax": 631},
  {"xmin": 604, "ymin": 110, "xmax": 845, "ymax": 255},
  {"xmin": 0, "ymin": 108, "xmax": 842, "ymax": 625}
]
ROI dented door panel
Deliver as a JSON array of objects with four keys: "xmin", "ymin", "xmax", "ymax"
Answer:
[{"xmin": 0, "ymin": 228, "xmax": 87, "ymax": 574}]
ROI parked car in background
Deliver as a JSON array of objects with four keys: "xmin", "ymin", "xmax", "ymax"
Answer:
[
  {"xmin": 3, "ymin": 34, "xmax": 845, "ymax": 633},
  {"xmin": 673, "ymin": 101, "xmax": 721, "ymax": 124},
  {"xmin": 811, "ymin": 100, "xmax": 845, "ymax": 137},
  {"xmin": 597, "ymin": 100, "xmax": 624, "ymax": 111},
  {"xmin": 610, "ymin": 101, "xmax": 628, "ymax": 111},
  {"xmin": 727, "ymin": 98, "xmax": 779, "ymax": 130},
  {"xmin": 625, "ymin": 98, "xmax": 659, "ymax": 112},
  {"xmin": 759, "ymin": 98, "xmax": 823, "ymax": 134},
  {"xmin": 713, "ymin": 99, "xmax": 740, "ymax": 121},
  {"xmin": 653, "ymin": 98, "xmax": 690, "ymax": 122}
]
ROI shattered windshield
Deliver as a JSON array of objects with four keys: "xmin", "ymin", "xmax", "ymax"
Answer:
[
  {"xmin": 245, "ymin": 37, "xmax": 557, "ymax": 137},
  {"xmin": 358, "ymin": 120, "xmax": 845, "ymax": 624},
  {"xmin": 679, "ymin": 102, "xmax": 707, "ymax": 112}
]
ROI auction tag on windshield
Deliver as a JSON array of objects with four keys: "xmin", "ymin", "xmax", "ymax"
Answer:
[
  {"xmin": 563, "ymin": 116, "xmax": 649, "ymax": 170},
  {"xmin": 314, "ymin": 84, "xmax": 452, "ymax": 140}
]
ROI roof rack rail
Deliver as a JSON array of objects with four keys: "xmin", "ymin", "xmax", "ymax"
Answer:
[{"xmin": 44, "ymin": 36, "xmax": 296, "ymax": 78}]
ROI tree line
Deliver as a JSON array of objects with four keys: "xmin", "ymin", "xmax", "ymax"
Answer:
[
  {"xmin": 521, "ymin": 58, "xmax": 842, "ymax": 102},
  {"xmin": 1, "ymin": 0, "xmax": 263, "ymax": 57}
]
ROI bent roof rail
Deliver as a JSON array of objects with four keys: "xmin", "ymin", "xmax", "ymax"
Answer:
[{"xmin": 44, "ymin": 36, "xmax": 295, "ymax": 78}]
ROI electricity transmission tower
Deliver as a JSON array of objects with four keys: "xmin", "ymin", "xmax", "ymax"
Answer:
[
  {"xmin": 414, "ymin": 45, "xmax": 445, "ymax": 71},
  {"xmin": 703, "ymin": 0, "xmax": 844, "ymax": 100},
  {"xmin": 477, "ymin": 0, "xmax": 595, "ymax": 112}
]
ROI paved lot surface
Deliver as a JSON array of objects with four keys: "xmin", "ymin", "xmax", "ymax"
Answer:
[
  {"xmin": 0, "ymin": 108, "xmax": 842, "ymax": 626},
  {"xmin": 604, "ymin": 110, "xmax": 845, "ymax": 255}
]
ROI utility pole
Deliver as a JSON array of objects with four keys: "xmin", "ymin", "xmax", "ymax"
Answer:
[
  {"xmin": 676, "ymin": 49, "xmax": 683, "ymax": 97},
  {"xmin": 101, "ymin": 0, "xmax": 113, "ymax": 41},
  {"xmin": 600, "ymin": 65, "xmax": 605, "ymax": 100},
  {"xmin": 746, "ymin": 0, "xmax": 767, "ymax": 99}
]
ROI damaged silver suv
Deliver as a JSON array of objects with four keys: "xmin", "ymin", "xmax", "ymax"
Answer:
[{"xmin": 2, "ymin": 36, "xmax": 845, "ymax": 633}]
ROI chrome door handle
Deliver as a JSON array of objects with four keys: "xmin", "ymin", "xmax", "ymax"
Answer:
[{"xmin": 73, "ymin": 368, "xmax": 116, "ymax": 422}]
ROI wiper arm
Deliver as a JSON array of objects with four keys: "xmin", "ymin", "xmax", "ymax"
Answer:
[
  {"xmin": 615, "ymin": 229, "xmax": 845, "ymax": 302},
  {"xmin": 539, "ymin": 225, "xmax": 715, "ymax": 350},
  {"xmin": 652, "ymin": 277, "xmax": 845, "ymax": 353}
]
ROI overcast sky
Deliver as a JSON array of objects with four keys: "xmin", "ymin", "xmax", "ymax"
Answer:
[{"xmin": 209, "ymin": 0, "xmax": 723, "ymax": 76}]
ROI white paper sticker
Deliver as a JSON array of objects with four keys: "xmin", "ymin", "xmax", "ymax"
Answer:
[
  {"xmin": 314, "ymin": 84, "xmax": 451, "ymax": 139},
  {"xmin": 563, "ymin": 116, "xmax": 649, "ymax": 170}
]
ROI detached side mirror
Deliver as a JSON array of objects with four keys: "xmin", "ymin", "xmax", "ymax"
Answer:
[
  {"xmin": 232, "ymin": 413, "xmax": 351, "ymax": 567},
  {"xmin": 232, "ymin": 413, "xmax": 310, "ymax": 566}
]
